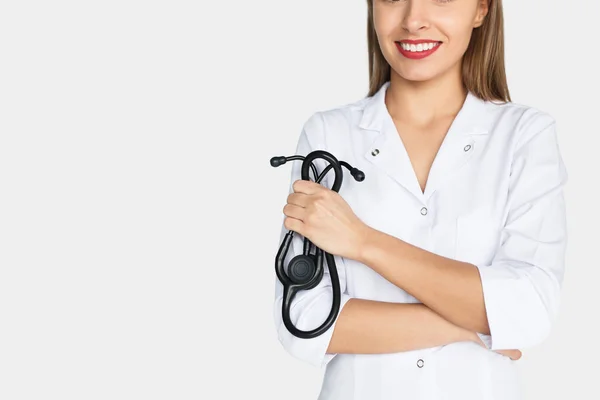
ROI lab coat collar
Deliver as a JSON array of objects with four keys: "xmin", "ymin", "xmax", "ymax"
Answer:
[
  {"xmin": 359, "ymin": 80, "xmax": 491, "ymax": 202},
  {"xmin": 358, "ymin": 80, "xmax": 490, "ymax": 134}
]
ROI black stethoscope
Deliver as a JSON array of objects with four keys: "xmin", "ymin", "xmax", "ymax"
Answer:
[{"xmin": 270, "ymin": 150, "xmax": 365, "ymax": 338}]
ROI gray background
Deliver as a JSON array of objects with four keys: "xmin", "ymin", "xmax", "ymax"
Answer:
[{"xmin": 0, "ymin": 0, "xmax": 597, "ymax": 399}]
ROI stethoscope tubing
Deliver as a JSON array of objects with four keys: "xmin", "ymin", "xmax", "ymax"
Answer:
[{"xmin": 272, "ymin": 150, "xmax": 364, "ymax": 338}]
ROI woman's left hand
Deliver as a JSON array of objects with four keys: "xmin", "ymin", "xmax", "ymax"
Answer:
[
  {"xmin": 472, "ymin": 333, "xmax": 523, "ymax": 361},
  {"xmin": 494, "ymin": 349, "xmax": 522, "ymax": 361},
  {"xmin": 283, "ymin": 179, "xmax": 371, "ymax": 261}
]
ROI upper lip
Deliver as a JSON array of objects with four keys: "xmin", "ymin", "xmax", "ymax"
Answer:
[{"xmin": 397, "ymin": 39, "xmax": 441, "ymax": 44}]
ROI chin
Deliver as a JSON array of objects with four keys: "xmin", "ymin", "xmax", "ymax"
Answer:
[{"xmin": 396, "ymin": 69, "xmax": 439, "ymax": 83}]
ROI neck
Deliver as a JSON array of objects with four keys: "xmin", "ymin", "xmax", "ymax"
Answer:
[{"xmin": 385, "ymin": 63, "xmax": 467, "ymax": 128}]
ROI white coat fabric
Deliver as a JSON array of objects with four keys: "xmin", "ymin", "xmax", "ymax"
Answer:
[{"xmin": 273, "ymin": 81, "xmax": 568, "ymax": 400}]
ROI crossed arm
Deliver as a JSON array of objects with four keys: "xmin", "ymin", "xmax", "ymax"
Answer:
[
  {"xmin": 323, "ymin": 229, "xmax": 491, "ymax": 357},
  {"xmin": 323, "ymin": 232, "xmax": 506, "ymax": 357},
  {"xmin": 324, "ymin": 234, "xmax": 522, "ymax": 358},
  {"xmin": 325, "ymin": 297, "xmax": 483, "ymax": 355}
]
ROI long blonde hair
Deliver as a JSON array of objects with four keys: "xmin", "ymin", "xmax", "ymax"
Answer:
[{"xmin": 366, "ymin": 0, "xmax": 510, "ymax": 102}]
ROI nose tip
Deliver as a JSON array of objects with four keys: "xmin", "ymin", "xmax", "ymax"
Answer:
[
  {"xmin": 403, "ymin": 20, "xmax": 428, "ymax": 34},
  {"xmin": 401, "ymin": 3, "xmax": 429, "ymax": 32}
]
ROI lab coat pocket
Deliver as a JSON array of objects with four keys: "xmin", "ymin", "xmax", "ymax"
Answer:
[{"xmin": 455, "ymin": 206, "xmax": 501, "ymax": 265}]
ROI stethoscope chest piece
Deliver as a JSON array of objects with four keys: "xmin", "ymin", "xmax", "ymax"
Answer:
[{"xmin": 287, "ymin": 254, "xmax": 322, "ymax": 289}]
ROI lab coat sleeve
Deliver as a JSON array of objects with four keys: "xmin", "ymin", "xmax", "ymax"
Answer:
[
  {"xmin": 273, "ymin": 112, "xmax": 352, "ymax": 368},
  {"xmin": 475, "ymin": 114, "xmax": 568, "ymax": 351}
]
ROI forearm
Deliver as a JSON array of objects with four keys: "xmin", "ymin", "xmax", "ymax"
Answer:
[
  {"xmin": 357, "ymin": 228, "xmax": 490, "ymax": 335},
  {"xmin": 326, "ymin": 298, "xmax": 477, "ymax": 355}
]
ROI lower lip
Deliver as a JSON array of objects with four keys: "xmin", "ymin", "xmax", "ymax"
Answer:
[{"xmin": 395, "ymin": 42, "xmax": 441, "ymax": 59}]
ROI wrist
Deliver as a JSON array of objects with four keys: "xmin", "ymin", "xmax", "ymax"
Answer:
[
  {"xmin": 462, "ymin": 329, "xmax": 481, "ymax": 345},
  {"xmin": 357, "ymin": 225, "xmax": 380, "ymax": 264}
]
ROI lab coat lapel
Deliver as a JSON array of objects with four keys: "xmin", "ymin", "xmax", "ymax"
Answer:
[
  {"xmin": 360, "ymin": 81, "xmax": 490, "ymax": 203},
  {"xmin": 365, "ymin": 118, "xmax": 424, "ymax": 199},
  {"xmin": 422, "ymin": 91, "xmax": 490, "ymax": 202},
  {"xmin": 360, "ymin": 82, "xmax": 423, "ymax": 199}
]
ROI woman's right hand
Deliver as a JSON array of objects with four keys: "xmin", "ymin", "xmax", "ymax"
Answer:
[{"xmin": 471, "ymin": 332, "xmax": 522, "ymax": 360}]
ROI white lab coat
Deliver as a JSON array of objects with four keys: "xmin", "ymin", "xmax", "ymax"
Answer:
[{"xmin": 273, "ymin": 81, "xmax": 568, "ymax": 400}]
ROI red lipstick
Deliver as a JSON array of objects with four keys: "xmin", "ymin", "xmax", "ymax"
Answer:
[{"xmin": 395, "ymin": 40, "xmax": 442, "ymax": 60}]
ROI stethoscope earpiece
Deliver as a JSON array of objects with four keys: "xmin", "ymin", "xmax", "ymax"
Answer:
[
  {"xmin": 270, "ymin": 156, "xmax": 287, "ymax": 167},
  {"xmin": 351, "ymin": 167, "xmax": 365, "ymax": 182},
  {"xmin": 272, "ymin": 150, "xmax": 365, "ymax": 338}
]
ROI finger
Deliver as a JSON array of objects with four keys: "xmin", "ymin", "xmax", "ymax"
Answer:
[
  {"xmin": 292, "ymin": 179, "xmax": 323, "ymax": 195},
  {"xmin": 283, "ymin": 214, "xmax": 305, "ymax": 236},
  {"xmin": 287, "ymin": 192, "xmax": 309, "ymax": 208},
  {"xmin": 283, "ymin": 203, "xmax": 306, "ymax": 221},
  {"xmin": 495, "ymin": 349, "xmax": 522, "ymax": 361}
]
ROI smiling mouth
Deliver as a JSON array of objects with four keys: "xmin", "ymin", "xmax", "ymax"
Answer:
[{"xmin": 395, "ymin": 41, "xmax": 442, "ymax": 53}]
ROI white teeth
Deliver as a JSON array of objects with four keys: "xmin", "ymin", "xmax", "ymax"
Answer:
[{"xmin": 400, "ymin": 42, "xmax": 439, "ymax": 52}]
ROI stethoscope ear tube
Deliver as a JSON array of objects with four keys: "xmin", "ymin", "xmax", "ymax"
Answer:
[{"xmin": 271, "ymin": 150, "xmax": 365, "ymax": 338}]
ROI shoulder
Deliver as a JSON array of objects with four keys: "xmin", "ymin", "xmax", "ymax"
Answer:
[
  {"xmin": 484, "ymin": 98, "xmax": 558, "ymax": 150},
  {"xmin": 299, "ymin": 95, "xmax": 370, "ymax": 147},
  {"xmin": 483, "ymin": 98, "xmax": 566, "ymax": 182}
]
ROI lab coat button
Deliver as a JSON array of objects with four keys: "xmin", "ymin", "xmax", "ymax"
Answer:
[
  {"xmin": 417, "ymin": 359, "xmax": 424, "ymax": 368},
  {"xmin": 420, "ymin": 207, "xmax": 428, "ymax": 216},
  {"xmin": 464, "ymin": 144, "xmax": 472, "ymax": 152},
  {"xmin": 371, "ymin": 149, "xmax": 380, "ymax": 156}
]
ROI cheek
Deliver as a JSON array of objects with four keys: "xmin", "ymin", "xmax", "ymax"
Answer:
[
  {"xmin": 437, "ymin": 13, "xmax": 477, "ymax": 48},
  {"xmin": 373, "ymin": 23, "xmax": 401, "ymax": 64},
  {"xmin": 373, "ymin": 13, "xmax": 399, "ymax": 40}
]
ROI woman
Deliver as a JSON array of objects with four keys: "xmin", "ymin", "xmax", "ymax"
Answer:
[{"xmin": 273, "ymin": 0, "xmax": 568, "ymax": 399}]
